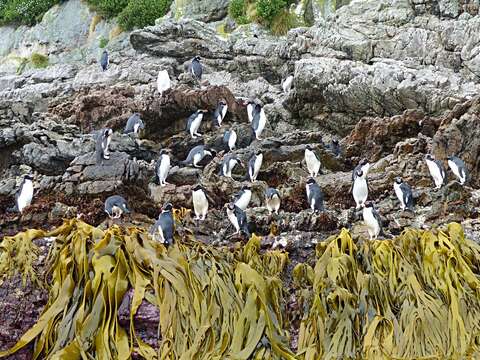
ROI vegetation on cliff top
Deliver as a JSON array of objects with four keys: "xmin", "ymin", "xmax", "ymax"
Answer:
[
  {"xmin": 1, "ymin": 218, "xmax": 480, "ymax": 358},
  {"xmin": 0, "ymin": 0, "xmax": 61, "ymax": 26}
]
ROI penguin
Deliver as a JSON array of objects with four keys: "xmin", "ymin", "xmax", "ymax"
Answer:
[
  {"xmin": 124, "ymin": 113, "xmax": 144, "ymax": 135},
  {"xmin": 226, "ymin": 202, "xmax": 250, "ymax": 237},
  {"xmin": 362, "ymin": 201, "xmax": 382, "ymax": 240},
  {"xmin": 186, "ymin": 110, "xmax": 207, "ymax": 139},
  {"xmin": 248, "ymin": 150, "xmax": 263, "ymax": 182},
  {"xmin": 220, "ymin": 154, "xmax": 243, "ymax": 178},
  {"xmin": 104, "ymin": 195, "xmax": 130, "ymax": 219},
  {"xmin": 327, "ymin": 139, "xmax": 341, "ymax": 157},
  {"xmin": 223, "ymin": 129, "xmax": 237, "ymax": 152},
  {"xmin": 282, "ymin": 75, "xmax": 294, "ymax": 93},
  {"xmin": 15, "ymin": 174, "xmax": 34, "ymax": 213},
  {"xmin": 189, "ymin": 56, "xmax": 203, "ymax": 81},
  {"xmin": 393, "ymin": 177, "xmax": 414, "ymax": 211},
  {"xmin": 192, "ymin": 184, "xmax": 208, "ymax": 220},
  {"xmin": 352, "ymin": 169, "xmax": 368, "ymax": 209},
  {"xmin": 251, "ymin": 103, "xmax": 266, "ymax": 141},
  {"xmin": 213, "ymin": 100, "xmax": 228, "ymax": 127},
  {"xmin": 305, "ymin": 177, "xmax": 324, "ymax": 213},
  {"xmin": 265, "ymin": 187, "xmax": 281, "ymax": 214},
  {"xmin": 233, "ymin": 184, "xmax": 252, "ymax": 211},
  {"xmin": 244, "ymin": 100, "xmax": 257, "ymax": 123},
  {"xmin": 150, "ymin": 203, "xmax": 174, "ymax": 246},
  {"xmin": 95, "ymin": 128, "xmax": 113, "ymax": 164},
  {"xmin": 100, "ymin": 50, "xmax": 108, "ymax": 71},
  {"xmin": 305, "ymin": 145, "xmax": 321, "ymax": 177},
  {"xmin": 425, "ymin": 154, "xmax": 446, "ymax": 189},
  {"xmin": 447, "ymin": 155, "xmax": 468, "ymax": 185},
  {"xmin": 155, "ymin": 149, "xmax": 171, "ymax": 186},
  {"xmin": 352, "ymin": 158, "xmax": 370, "ymax": 181},
  {"xmin": 181, "ymin": 145, "xmax": 214, "ymax": 168},
  {"xmin": 157, "ymin": 69, "xmax": 171, "ymax": 96}
]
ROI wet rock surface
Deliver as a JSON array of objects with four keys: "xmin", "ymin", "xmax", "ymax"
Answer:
[{"xmin": 1, "ymin": 0, "xmax": 480, "ymax": 355}]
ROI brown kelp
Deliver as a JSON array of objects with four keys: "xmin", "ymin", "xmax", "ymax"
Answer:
[
  {"xmin": 2, "ymin": 220, "xmax": 480, "ymax": 359},
  {"xmin": 0, "ymin": 219, "xmax": 295, "ymax": 359},
  {"xmin": 294, "ymin": 224, "xmax": 480, "ymax": 359}
]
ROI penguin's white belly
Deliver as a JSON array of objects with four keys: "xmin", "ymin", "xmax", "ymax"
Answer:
[
  {"xmin": 393, "ymin": 182, "xmax": 405, "ymax": 208},
  {"xmin": 190, "ymin": 115, "xmax": 202, "ymax": 135},
  {"xmin": 103, "ymin": 136, "xmax": 111, "ymax": 156},
  {"xmin": 353, "ymin": 178, "xmax": 368, "ymax": 206},
  {"xmin": 427, "ymin": 161, "xmax": 443, "ymax": 187},
  {"xmin": 282, "ymin": 76, "xmax": 293, "ymax": 93},
  {"xmin": 221, "ymin": 105, "xmax": 228, "ymax": 121},
  {"xmin": 256, "ymin": 111, "xmax": 266, "ymax": 137},
  {"xmin": 193, "ymin": 191, "xmax": 208, "ymax": 218},
  {"xmin": 247, "ymin": 104, "xmax": 254, "ymax": 123},
  {"xmin": 305, "ymin": 151, "xmax": 320, "ymax": 176},
  {"xmin": 228, "ymin": 131, "xmax": 237, "ymax": 150},
  {"xmin": 267, "ymin": 196, "xmax": 281, "ymax": 212},
  {"xmin": 306, "ymin": 185, "xmax": 311, "ymax": 201},
  {"xmin": 363, "ymin": 209, "xmax": 380, "ymax": 237},
  {"xmin": 448, "ymin": 160, "xmax": 464, "ymax": 183},
  {"xmin": 193, "ymin": 152, "xmax": 202, "ymax": 166},
  {"xmin": 156, "ymin": 224, "xmax": 165, "ymax": 243},
  {"xmin": 17, "ymin": 181, "xmax": 33, "ymax": 212},
  {"xmin": 227, "ymin": 210, "xmax": 240, "ymax": 231},
  {"xmin": 157, "ymin": 71, "xmax": 171, "ymax": 94},
  {"xmin": 227, "ymin": 159, "xmax": 238, "ymax": 176},
  {"xmin": 252, "ymin": 156, "xmax": 262, "ymax": 180},
  {"xmin": 133, "ymin": 123, "xmax": 140, "ymax": 134},
  {"xmin": 159, "ymin": 156, "xmax": 170, "ymax": 182},
  {"xmin": 235, "ymin": 192, "xmax": 251, "ymax": 210}
]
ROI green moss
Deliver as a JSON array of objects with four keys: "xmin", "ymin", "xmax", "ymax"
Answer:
[
  {"xmin": 117, "ymin": 0, "xmax": 172, "ymax": 30},
  {"xmin": 85, "ymin": 0, "xmax": 130, "ymax": 18},
  {"xmin": 0, "ymin": 0, "xmax": 60, "ymax": 26},
  {"xmin": 30, "ymin": 53, "xmax": 49, "ymax": 68},
  {"xmin": 98, "ymin": 36, "xmax": 109, "ymax": 48}
]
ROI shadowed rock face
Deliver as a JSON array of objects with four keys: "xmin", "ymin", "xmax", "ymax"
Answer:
[{"xmin": 1, "ymin": 0, "xmax": 480, "ymax": 356}]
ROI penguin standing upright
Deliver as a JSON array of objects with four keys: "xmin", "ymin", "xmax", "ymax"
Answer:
[
  {"xmin": 220, "ymin": 154, "xmax": 243, "ymax": 178},
  {"xmin": 104, "ymin": 195, "xmax": 130, "ymax": 219},
  {"xmin": 95, "ymin": 128, "xmax": 113, "ymax": 164},
  {"xmin": 248, "ymin": 150, "xmax": 263, "ymax": 182},
  {"xmin": 223, "ymin": 129, "xmax": 237, "ymax": 151},
  {"xmin": 233, "ymin": 185, "xmax": 252, "ymax": 211},
  {"xmin": 124, "ymin": 113, "xmax": 144, "ymax": 135},
  {"xmin": 305, "ymin": 177, "xmax": 324, "ymax": 213},
  {"xmin": 328, "ymin": 139, "xmax": 341, "ymax": 157},
  {"xmin": 192, "ymin": 184, "xmax": 208, "ymax": 220},
  {"xmin": 425, "ymin": 154, "xmax": 446, "ymax": 189},
  {"xmin": 265, "ymin": 188, "xmax": 281, "ymax": 214},
  {"xmin": 226, "ymin": 203, "xmax": 250, "ymax": 237},
  {"xmin": 362, "ymin": 201, "xmax": 382, "ymax": 240},
  {"xmin": 155, "ymin": 149, "xmax": 171, "ymax": 186},
  {"xmin": 393, "ymin": 177, "xmax": 414, "ymax": 211},
  {"xmin": 186, "ymin": 110, "xmax": 207, "ymax": 139},
  {"xmin": 213, "ymin": 100, "xmax": 228, "ymax": 127},
  {"xmin": 352, "ymin": 169, "xmax": 368, "ymax": 209},
  {"xmin": 447, "ymin": 155, "xmax": 468, "ymax": 185},
  {"xmin": 181, "ymin": 145, "xmax": 214, "ymax": 168},
  {"xmin": 251, "ymin": 104, "xmax": 266, "ymax": 140},
  {"xmin": 100, "ymin": 50, "xmax": 109, "ymax": 71},
  {"xmin": 282, "ymin": 75, "xmax": 293, "ymax": 93},
  {"xmin": 157, "ymin": 70, "xmax": 171, "ymax": 96},
  {"xmin": 151, "ymin": 203, "xmax": 174, "ymax": 246},
  {"xmin": 15, "ymin": 174, "xmax": 34, "ymax": 213},
  {"xmin": 244, "ymin": 100, "xmax": 257, "ymax": 123},
  {"xmin": 305, "ymin": 145, "xmax": 321, "ymax": 177},
  {"xmin": 189, "ymin": 56, "xmax": 203, "ymax": 81},
  {"xmin": 352, "ymin": 158, "xmax": 370, "ymax": 181}
]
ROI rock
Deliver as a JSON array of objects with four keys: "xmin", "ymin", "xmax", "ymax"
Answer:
[{"xmin": 171, "ymin": 0, "xmax": 229, "ymax": 22}]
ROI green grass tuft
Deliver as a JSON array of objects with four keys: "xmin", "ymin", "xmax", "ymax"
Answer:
[
  {"xmin": 270, "ymin": 8, "xmax": 300, "ymax": 35},
  {"xmin": 117, "ymin": 0, "xmax": 172, "ymax": 31},
  {"xmin": 30, "ymin": 53, "xmax": 49, "ymax": 68},
  {"xmin": 98, "ymin": 36, "xmax": 109, "ymax": 48}
]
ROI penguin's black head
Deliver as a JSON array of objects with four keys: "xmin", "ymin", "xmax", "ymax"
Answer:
[
  {"xmin": 103, "ymin": 128, "xmax": 113, "ymax": 138},
  {"xmin": 243, "ymin": 99, "xmax": 255, "ymax": 106},
  {"xmin": 219, "ymin": 99, "xmax": 227, "ymax": 106},
  {"xmin": 160, "ymin": 148, "xmax": 170, "ymax": 155},
  {"xmin": 364, "ymin": 201, "xmax": 374, "ymax": 208},
  {"xmin": 194, "ymin": 55, "xmax": 201, "ymax": 62},
  {"xmin": 306, "ymin": 177, "xmax": 316, "ymax": 185},
  {"xmin": 356, "ymin": 169, "xmax": 363, "ymax": 178},
  {"xmin": 226, "ymin": 202, "xmax": 235, "ymax": 210},
  {"xmin": 241, "ymin": 184, "xmax": 251, "ymax": 191},
  {"xmin": 192, "ymin": 184, "xmax": 203, "ymax": 192},
  {"xmin": 359, "ymin": 158, "xmax": 368, "ymax": 166},
  {"xmin": 255, "ymin": 149, "xmax": 262, "ymax": 156},
  {"xmin": 24, "ymin": 174, "xmax": 34, "ymax": 181},
  {"xmin": 426, "ymin": 154, "xmax": 434, "ymax": 161},
  {"xmin": 305, "ymin": 145, "xmax": 313, "ymax": 151},
  {"xmin": 332, "ymin": 139, "xmax": 339, "ymax": 145},
  {"xmin": 447, "ymin": 155, "xmax": 455, "ymax": 161},
  {"xmin": 254, "ymin": 103, "xmax": 262, "ymax": 112},
  {"xmin": 395, "ymin": 177, "xmax": 403, "ymax": 184},
  {"xmin": 162, "ymin": 203, "xmax": 173, "ymax": 212}
]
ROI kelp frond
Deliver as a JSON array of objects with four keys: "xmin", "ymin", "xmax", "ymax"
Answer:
[
  {"xmin": 0, "ymin": 219, "xmax": 294, "ymax": 359},
  {"xmin": 294, "ymin": 224, "xmax": 480, "ymax": 359}
]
